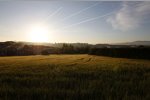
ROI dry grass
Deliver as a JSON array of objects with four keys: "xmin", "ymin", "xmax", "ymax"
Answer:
[{"xmin": 0, "ymin": 54, "xmax": 149, "ymax": 100}]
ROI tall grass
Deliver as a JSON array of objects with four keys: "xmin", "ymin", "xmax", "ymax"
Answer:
[{"xmin": 0, "ymin": 55, "xmax": 149, "ymax": 100}]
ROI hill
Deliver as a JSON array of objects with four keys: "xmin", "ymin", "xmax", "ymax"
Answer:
[{"xmin": 114, "ymin": 41, "xmax": 150, "ymax": 46}]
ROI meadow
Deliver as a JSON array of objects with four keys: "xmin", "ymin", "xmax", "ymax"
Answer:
[{"xmin": 0, "ymin": 54, "xmax": 149, "ymax": 100}]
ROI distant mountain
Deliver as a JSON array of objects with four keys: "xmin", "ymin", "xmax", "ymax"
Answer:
[{"xmin": 114, "ymin": 41, "xmax": 150, "ymax": 46}]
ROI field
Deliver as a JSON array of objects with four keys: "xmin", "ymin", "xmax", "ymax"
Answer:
[{"xmin": 0, "ymin": 54, "xmax": 150, "ymax": 100}]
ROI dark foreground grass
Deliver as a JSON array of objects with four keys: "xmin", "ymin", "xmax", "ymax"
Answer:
[{"xmin": 0, "ymin": 55, "xmax": 149, "ymax": 100}]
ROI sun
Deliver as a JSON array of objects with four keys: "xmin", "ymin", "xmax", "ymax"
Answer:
[{"xmin": 28, "ymin": 25, "xmax": 49, "ymax": 42}]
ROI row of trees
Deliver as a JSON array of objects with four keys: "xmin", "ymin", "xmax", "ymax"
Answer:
[
  {"xmin": 89, "ymin": 47, "xmax": 150, "ymax": 59},
  {"xmin": 0, "ymin": 42, "xmax": 89, "ymax": 56},
  {"xmin": 41, "ymin": 44, "xmax": 90, "ymax": 55},
  {"xmin": 0, "ymin": 41, "xmax": 150, "ymax": 59},
  {"xmin": 0, "ymin": 45, "xmax": 50, "ymax": 56}
]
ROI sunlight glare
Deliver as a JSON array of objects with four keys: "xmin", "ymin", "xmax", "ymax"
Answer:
[{"xmin": 29, "ymin": 25, "xmax": 49, "ymax": 42}]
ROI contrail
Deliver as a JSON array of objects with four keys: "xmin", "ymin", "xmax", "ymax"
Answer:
[
  {"xmin": 44, "ymin": 7, "xmax": 63, "ymax": 22},
  {"xmin": 61, "ymin": 2, "xmax": 102, "ymax": 21},
  {"xmin": 61, "ymin": 10, "xmax": 116, "ymax": 29},
  {"xmin": 49, "ymin": 2, "xmax": 102, "ymax": 30},
  {"xmin": 54, "ymin": 2, "xmax": 148, "ymax": 31}
]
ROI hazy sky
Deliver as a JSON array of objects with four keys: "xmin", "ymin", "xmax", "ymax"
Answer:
[{"xmin": 0, "ymin": 1, "xmax": 150, "ymax": 44}]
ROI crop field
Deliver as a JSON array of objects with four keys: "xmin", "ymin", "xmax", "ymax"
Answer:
[{"xmin": 0, "ymin": 54, "xmax": 150, "ymax": 100}]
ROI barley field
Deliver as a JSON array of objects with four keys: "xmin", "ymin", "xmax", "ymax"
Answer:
[{"xmin": 0, "ymin": 55, "xmax": 149, "ymax": 100}]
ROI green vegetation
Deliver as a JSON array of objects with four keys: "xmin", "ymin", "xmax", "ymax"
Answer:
[{"xmin": 0, "ymin": 55, "xmax": 149, "ymax": 100}]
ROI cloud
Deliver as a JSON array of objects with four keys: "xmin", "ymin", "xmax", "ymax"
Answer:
[{"xmin": 107, "ymin": 1, "xmax": 150, "ymax": 31}]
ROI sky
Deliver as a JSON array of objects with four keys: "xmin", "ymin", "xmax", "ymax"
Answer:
[{"xmin": 0, "ymin": 1, "xmax": 150, "ymax": 44}]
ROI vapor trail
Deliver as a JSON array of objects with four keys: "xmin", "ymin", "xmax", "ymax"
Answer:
[
  {"xmin": 44, "ymin": 7, "xmax": 63, "ymax": 22},
  {"xmin": 61, "ymin": 2, "xmax": 101, "ymax": 21},
  {"xmin": 62, "ymin": 11, "xmax": 116, "ymax": 29}
]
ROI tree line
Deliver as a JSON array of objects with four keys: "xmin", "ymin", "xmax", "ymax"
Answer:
[
  {"xmin": 0, "ymin": 41, "xmax": 150, "ymax": 59},
  {"xmin": 89, "ymin": 47, "xmax": 150, "ymax": 59},
  {"xmin": 0, "ymin": 41, "xmax": 89, "ymax": 56}
]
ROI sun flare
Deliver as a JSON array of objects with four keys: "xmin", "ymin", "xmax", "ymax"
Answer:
[{"xmin": 28, "ymin": 25, "xmax": 49, "ymax": 42}]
